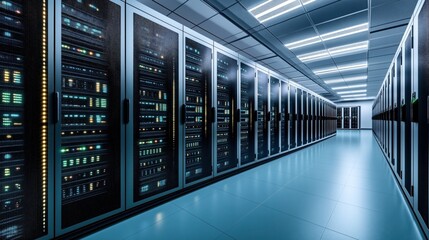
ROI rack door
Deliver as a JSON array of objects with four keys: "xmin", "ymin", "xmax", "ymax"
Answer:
[
  {"xmin": 351, "ymin": 107, "xmax": 359, "ymax": 129},
  {"xmin": 402, "ymin": 31, "xmax": 413, "ymax": 198},
  {"xmin": 184, "ymin": 37, "xmax": 213, "ymax": 184},
  {"xmin": 215, "ymin": 52, "xmax": 238, "ymax": 174},
  {"xmin": 303, "ymin": 91, "xmax": 308, "ymax": 144},
  {"xmin": 57, "ymin": 0, "xmax": 123, "ymax": 231},
  {"xmin": 344, "ymin": 107, "xmax": 350, "ymax": 129},
  {"xmin": 239, "ymin": 63, "xmax": 255, "ymax": 165},
  {"xmin": 337, "ymin": 108, "xmax": 342, "ymax": 128},
  {"xmin": 296, "ymin": 88, "xmax": 302, "ymax": 146},
  {"xmin": 311, "ymin": 95, "xmax": 315, "ymax": 141},
  {"xmin": 270, "ymin": 76, "xmax": 280, "ymax": 155},
  {"xmin": 257, "ymin": 70, "xmax": 269, "ymax": 159},
  {"xmin": 289, "ymin": 85, "xmax": 296, "ymax": 148},
  {"xmin": 129, "ymin": 11, "xmax": 180, "ymax": 205},
  {"xmin": 280, "ymin": 81, "xmax": 288, "ymax": 152},
  {"xmin": 0, "ymin": 1, "xmax": 49, "ymax": 238}
]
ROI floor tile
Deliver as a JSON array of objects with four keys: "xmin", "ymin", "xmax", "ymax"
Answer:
[
  {"xmin": 321, "ymin": 229, "xmax": 357, "ymax": 240},
  {"xmin": 126, "ymin": 210, "xmax": 222, "ymax": 240},
  {"xmin": 263, "ymin": 187, "xmax": 337, "ymax": 226},
  {"xmin": 213, "ymin": 176, "xmax": 282, "ymax": 203},
  {"xmin": 180, "ymin": 189, "xmax": 259, "ymax": 231},
  {"xmin": 82, "ymin": 202, "xmax": 181, "ymax": 240},
  {"xmin": 285, "ymin": 175, "xmax": 345, "ymax": 201},
  {"xmin": 225, "ymin": 206, "xmax": 325, "ymax": 240}
]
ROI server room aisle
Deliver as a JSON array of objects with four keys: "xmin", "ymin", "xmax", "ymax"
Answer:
[{"xmin": 84, "ymin": 131, "xmax": 423, "ymax": 240}]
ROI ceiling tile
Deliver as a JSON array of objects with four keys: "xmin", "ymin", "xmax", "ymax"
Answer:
[
  {"xmin": 154, "ymin": 0, "xmax": 187, "ymax": 11},
  {"xmin": 198, "ymin": 14, "xmax": 243, "ymax": 39},
  {"xmin": 175, "ymin": 0, "xmax": 217, "ymax": 25},
  {"xmin": 309, "ymin": 0, "xmax": 368, "ymax": 25},
  {"xmin": 231, "ymin": 36, "xmax": 260, "ymax": 50},
  {"xmin": 135, "ymin": 0, "xmax": 171, "ymax": 15}
]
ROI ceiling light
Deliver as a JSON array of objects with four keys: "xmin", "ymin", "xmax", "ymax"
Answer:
[
  {"xmin": 298, "ymin": 41, "xmax": 368, "ymax": 62},
  {"xmin": 337, "ymin": 89, "xmax": 367, "ymax": 95},
  {"xmin": 340, "ymin": 96, "xmax": 375, "ymax": 101},
  {"xmin": 314, "ymin": 62, "xmax": 367, "ymax": 75},
  {"xmin": 340, "ymin": 93, "xmax": 367, "ymax": 98},
  {"xmin": 285, "ymin": 23, "xmax": 368, "ymax": 50},
  {"xmin": 331, "ymin": 84, "xmax": 367, "ymax": 90},
  {"xmin": 324, "ymin": 75, "xmax": 367, "ymax": 84},
  {"xmin": 249, "ymin": 0, "xmax": 316, "ymax": 23}
]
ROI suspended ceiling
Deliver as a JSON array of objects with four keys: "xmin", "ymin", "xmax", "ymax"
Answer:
[{"xmin": 136, "ymin": 0, "xmax": 418, "ymax": 102}]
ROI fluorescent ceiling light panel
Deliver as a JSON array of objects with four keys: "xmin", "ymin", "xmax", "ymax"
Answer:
[
  {"xmin": 249, "ymin": 0, "xmax": 315, "ymax": 23},
  {"xmin": 340, "ymin": 96, "xmax": 375, "ymax": 101},
  {"xmin": 337, "ymin": 89, "xmax": 367, "ymax": 95},
  {"xmin": 285, "ymin": 23, "xmax": 368, "ymax": 50},
  {"xmin": 314, "ymin": 62, "xmax": 367, "ymax": 75},
  {"xmin": 340, "ymin": 93, "xmax": 367, "ymax": 98},
  {"xmin": 297, "ymin": 41, "xmax": 368, "ymax": 62},
  {"xmin": 331, "ymin": 84, "xmax": 367, "ymax": 90},
  {"xmin": 324, "ymin": 75, "xmax": 367, "ymax": 84}
]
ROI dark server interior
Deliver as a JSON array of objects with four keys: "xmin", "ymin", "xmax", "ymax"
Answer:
[
  {"xmin": 240, "ymin": 63, "xmax": 255, "ymax": 165},
  {"xmin": 132, "ymin": 13, "xmax": 179, "ymax": 201},
  {"xmin": 280, "ymin": 81, "xmax": 288, "ymax": 152},
  {"xmin": 184, "ymin": 38, "xmax": 213, "ymax": 184},
  {"xmin": 0, "ymin": 0, "xmax": 47, "ymax": 239},
  {"xmin": 289, "ymin": 85, "xmax": 296, "ymax": 148},
  {"xmin": 372, "ymin": 0, "xmax": 429, "ymax": 236},
  {"xmin": 270, "ymin": 76, "xmax": 280, "ymax": 155},
  {"xmin": 303, "ymin": 91, "xmax": 308, "ymax": 145},
  {"xmin": 257, "ymin": 71, "xmax": 269, "ymax": 159},
  {"xmin": 296, "ymin": 88, "xmax": 302, "ymax": 147},
  {"xmin": 215, "ymin": 52, "xmax": 238, "ymax": 173}
]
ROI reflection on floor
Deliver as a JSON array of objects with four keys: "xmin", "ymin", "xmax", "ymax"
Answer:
[{"xmin": 83, "ymin": 130, "xmax": 424, "ymax": 240}]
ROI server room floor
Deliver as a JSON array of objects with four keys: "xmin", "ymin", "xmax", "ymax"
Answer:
[{"xmin": 83, "ymin": 130, "xmax": 423, "ymax": 240}]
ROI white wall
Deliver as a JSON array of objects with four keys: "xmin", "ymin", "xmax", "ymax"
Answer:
[{"xmin": 336, "ymin": 100, "xmax": 373, "ymax": 129}]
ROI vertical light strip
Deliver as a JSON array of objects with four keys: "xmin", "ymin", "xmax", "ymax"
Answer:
[{"xmin": 41, "ymin": 0, "xmax": 47, "ymax": 233}]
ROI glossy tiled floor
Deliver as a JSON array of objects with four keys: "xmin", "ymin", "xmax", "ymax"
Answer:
[{"xmin": 83, "ymin": 130, "xmax": 424, "ymax": 240}]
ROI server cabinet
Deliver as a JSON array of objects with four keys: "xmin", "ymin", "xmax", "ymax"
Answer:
[
  {"xmin": 126, "ymin": 5, "xmax": 181, "ymax": 207},
  {"xmin": 393, "ymin": 60, "xmax": 400, "ymax": 170},
  {"xmin": 397, "ymin": 52, "xmax": 403, "ymax": 177},
  {"xmin": 388, "ymin": 74, "xmax": 392, "ymax": 158},
  {"xmin": 270, "ymin": 76, "xmax": 280, "ymax": 155},
  {"xmin": 311, "ymin": 95, "xmax": 315, "ymax": 141},
  {"xmin": 296, "ymin": 88, "xmax": 302, "ymax": 146},
  {"xmin": 417, "ymin": 0, "xmax": 429, "ymax": 226},
  {"xmin": 239, "ymin": 62, "xmax": 255, "ymax": 165},
  {"xmin": 184, "ymin": 35, "xmax": 213, "ymax": 185},
  {"xmin": 344, "ymin": 107, "xmax": 350, "ymax": 128},
  {"xmin": 257, "ymin": 70, "xmax": 269, "ymax": 159},
  {"xmin": 214, "ymin": 49, "xmax": 238, "ymax": 174},
  {"xmin": 0, "ymin": 1, "xmax": 51, "ymax": 238},
  {"xmin": 289, "ymin": 85, "xmax": 296, "ymax": 148},
  {"xmin": 56, "ymin": 0, "xmax": 124, "ymax": 232},
  {"xmin": 402, "ymin": 31, "xmax": 413, "ymax": 197},
  {"xmin": 308, "ymin": 94, "xmax": 312, "ymax": 143},
  {"xmin": 351, "ymin": 107, "xmax": 360, "ymax": 129},
  {"xmin": 337, "ymin": 108, "xmax": 342, "ymax": 128},
  {"xmin": 390, "ymin": 69, "xmax": 395, "ymax": 166},
  {"xmin": 280, "ymin": 81, "xmax": 288, "ymax": 152},
  {"xmin": 303, "ymin": 91, "xmax": 308, "ymax": 144}
]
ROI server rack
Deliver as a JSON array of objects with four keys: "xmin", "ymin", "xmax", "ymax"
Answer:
[
  {"xmin": 343, "ymin": 107, "xmax": 350, "ymax": 128},
  {"xmin": 311, "ymin": 95, "xmax": 315, "ymax": 142},
  {"xmin": 337, "ymin": 108, "xmax": 342, "ymax": 128},
  {"xmin": 289, "ymin": 85, "xmax": 296, "ymax": 148},
  {"xmin": 257, "ymin": 69, "xmax": 269, "ymax": 159},
  {"xmin": 0, "ymin": 0, "xmax": 51, "ymax": 239},
  {"xmin": 125, "ymin": 3, "xmax": 182, "ymax": 208},
  {"xmin": 402, "ymin": 30, "xmax": 413, "ymax": 198},
  {"xmin": 55, "ymin": 0, "xmax": 125, "ymax": 233},
  {"xmin": 393, "ymin": 58, "xmax": 400, "ymax": 173},
  {"xmin": 416, "ymin": 4, "xmax": 429, "ymax": 227},
  {"xmin": 270, "ymin": 76, "xmax": 280, "ymax": 155},
  {"xmin": 296, "ymin": 88, "xmax": 302, "ymax": 147},
  {"xmin": 280, "ymin": 81, "xmax": 289, "ymax": 152},
  {"xmin": 183, "ymin": 30, "xmax": 213, "ymax": 185},
  {"xmin": 239, "ymin": 61, "xmax": 256, "ymax": 166},
  {"xmin": 214, "ymin": 46, "xmax": 238, "ymax": 175},
  {"xmin": 350, "ymin": 107, "xmax": 360, "ymax": 129},
  {"xmin": 372, "ymin": 1, "xmax": 429, "ymax": 236},
  {"xmin": 303, "ymin": 91, "xmax": 308, "ymax": 145}
]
